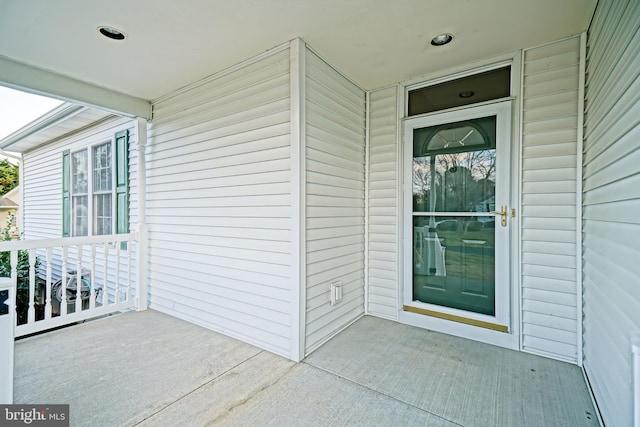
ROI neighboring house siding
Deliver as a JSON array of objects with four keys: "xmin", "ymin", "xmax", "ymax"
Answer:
[
  {"xmin": 521, "ymin": 36, "xmax": 581, "ymax": 362},
  {"xmin": 0, "ymin": 186, "xmax": 20, "ymax": 236},
  {"xmin": 583, "ymin": 1, "xmax": 640, "ymax": 425},
  {"xmin": 304, "ymin": 49, "xmax": 366, "ymax": 353},
  {"xmin": 367, "ymin": 86, "xmax": 399, "ymax": 320},
  {"xmin": 147, "ymin": 47, "xmax": 293, "ymax": 358}
]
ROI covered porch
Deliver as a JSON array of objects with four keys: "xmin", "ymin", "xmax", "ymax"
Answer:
[
  {"xmin": 15, "ymin": 309, "xmax": 597, "ymax": 426},
  {"xmin": 3, "ymin": 1, "xmax": 639, "ymax": 425}
]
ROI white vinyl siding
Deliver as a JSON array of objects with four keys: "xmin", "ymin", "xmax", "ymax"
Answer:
[
  {"xmin": 521, "ymin": 36, "xmax": 581, "ymax": 362},
  {"xmin": 583, "ymin": 1, "xmax": 640, "ymax": 425},
  {"xmin": 367, "ymin": 86, "xmax": 399, "ymax": 319},
  {"xmin": 147, "ymin": 47, "xmax": 293, "ymax": 358},
  {"xmin": 304, "ymin": 49, "xmax": 366, "ymax": 353}
]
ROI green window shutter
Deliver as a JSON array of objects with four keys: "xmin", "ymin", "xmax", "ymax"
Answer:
[
  {"xmin": 115, "ymin": 130, "xmax": 130, "ymax": 236},
  {"xmin": 62, "ymin": 149, "xmax": 71, "ymax": 237}
]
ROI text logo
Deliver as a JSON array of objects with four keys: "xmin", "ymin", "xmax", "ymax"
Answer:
[{"xmin": 1, "ymin": 405, "xmax": 69, "ymax": 426}]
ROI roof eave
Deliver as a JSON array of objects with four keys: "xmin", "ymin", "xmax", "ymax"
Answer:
[{"xmin": 0, "ymin": 103, "xmax": 86, "ymax": 153}]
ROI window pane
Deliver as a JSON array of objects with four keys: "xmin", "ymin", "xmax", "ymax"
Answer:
[
  {"xmin": 71, "ymin": 151, "xmax": 88, "ymax": 194},
  {"xmin": 72, "ymin": 195, "xmax": 88, "ymax": 236},
  {"xmin": 93, "ymin": 143, "xmax": 112, "ymax": 192},
  {"xmin": 413, "ymin": 116, "xmax": 496, "ymax": 213},
  {"xmin": 94, "ymin": 194, "xmax": 112, "ymax": 235}
]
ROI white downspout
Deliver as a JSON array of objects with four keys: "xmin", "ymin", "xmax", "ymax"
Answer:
[{"xmin": 135, "ymin": 117, "xmax": 149, "ymax": 311}]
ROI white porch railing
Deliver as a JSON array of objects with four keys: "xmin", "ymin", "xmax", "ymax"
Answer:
[{"xmin": 0, "ymin": 233, "xmax": 139, "ymax": 337}]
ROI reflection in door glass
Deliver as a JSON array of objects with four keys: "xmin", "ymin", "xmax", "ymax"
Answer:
[
  {"xmin": 413, "ymin": 116, "xmax": 496, "ymax": 213},
  {"xmin": 413, "ymin": 216, "xmax": 495, "ymax": 315},
  {"xmin": 412, "ymin": 116, "xmax": 497, "ymax": 315}
]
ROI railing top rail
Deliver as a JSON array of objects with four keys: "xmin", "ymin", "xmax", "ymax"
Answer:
[{"xmin": 0, "ymin": 233, "xmax": 137, "ymax": 252}]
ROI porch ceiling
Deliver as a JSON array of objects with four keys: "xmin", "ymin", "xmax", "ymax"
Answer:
[{"xmin": 0, "ymin": 0, "xmax": 595, "ymax": 102}]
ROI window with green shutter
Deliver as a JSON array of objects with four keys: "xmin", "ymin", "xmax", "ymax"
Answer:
[
  {"xmin": 62, "ymin": 150, "xmax": 71, "ymax": 237},
  {"xmin": 62, "ymin": 130, "xmax": 129, "ymax": 237},
  {"xmin": 115, "ymin": 130, "xmax": 129, "ymax": 236}
]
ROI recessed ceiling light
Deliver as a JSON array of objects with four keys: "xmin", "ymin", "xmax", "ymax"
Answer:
[
  {"xmin": 98, "ymin": 26, "xmax": 125, "ymax": 40},
  {"xmin": 459, "ymin": 91, "xmax": 475, "ymax": 98},
  {"xmin": 431, "ymin": 33, "xmax": 453, "ymax": 46}
]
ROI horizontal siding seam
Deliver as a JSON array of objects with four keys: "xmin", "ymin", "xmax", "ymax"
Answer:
[
  {"xmin": 522, "ymin": 323, "xmax": 578, "ymax": 341},
  {"xmin": 154, "ymin": 72, "xmax": 290, "ymax": 121},
  {"xmin": 522, "ymin": 88, "xmax": 580, "ymax": 102},
  {"xmin": 523, "ymin": 61, "xmax": 580, "ymax": 79},
  {"xmin": 522, "ymin": 111, "xmax": 578, "ymax": 125},
  {"xmin": 522, "ymin": 127, "xmax": 579, "ymax": 137},
  {"xmin": 306, "ymin": 75, "xmax": 366, "ymax": 113},
  {"xmin": 152, "ymin": 43, "xmax": 290, "ymax": 104},
  {"xmin": 583, "ymin": 174, "xmax": 640, "ymax": 200},
  {"xmin": 151, "ymin": 99, "xmax": 290, "ymax": 141}
]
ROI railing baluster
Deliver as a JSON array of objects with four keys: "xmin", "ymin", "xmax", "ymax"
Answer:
[
  {"xmin": 10, "ymin": 251, "xmax": 17, "ymax": 323},
  {"xmin": 45, "ymin": 248, "xmax": 52, "ymax": 320},
  {"xmin": 89, "ymin": 245, "xmax": 96, "ymax": 310},
  {"xmin": 102, "ymin": 243, "xmax": 109, "ymax": 306},
  {"xmin": 127, "ymin": 241, "xmax": 132, "ymax": 302},
  {"xmin": 2, "ymin": 233, "xmax": 137, "ymax": 337},
  {"xmin": 28, "ymin": 250, "xmax": 36, "ymax": 324},
  {"xmin": 76, "ymin": 245, "xmax": 83, "ymax": 314},
  {"xmin": 61, "ymin": 247, "xmax": 68, "ymax": 316},
  {"xmin": 115, "ymin": 244, "xmax": 121, "ymax": 303}
]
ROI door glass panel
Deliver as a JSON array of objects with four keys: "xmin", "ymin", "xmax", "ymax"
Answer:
[
  {"xmin": 412, "ymin": 115, "xmax": 497, "ymax": 315},
  {"xmin": 413, "ymin": 116, "xmax": 496, "ymax": 213},
  {"xmin": 413, "ymin": 216, "xmax": 495, "ymax": 315}
]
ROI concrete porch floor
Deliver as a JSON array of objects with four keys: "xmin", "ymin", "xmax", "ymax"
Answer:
[{"xmin": 14, "ymin": 310, "xmax": 598, "ymax": 426}]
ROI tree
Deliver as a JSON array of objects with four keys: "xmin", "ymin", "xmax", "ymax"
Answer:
[{"xmin": 0, "ymin": 159, "xmax": 18, "ymax": 196}]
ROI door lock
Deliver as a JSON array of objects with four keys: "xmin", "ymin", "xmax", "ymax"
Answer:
[{"xmin": 490, "ymin": 204, "xmax": 508, "ymax": 227}]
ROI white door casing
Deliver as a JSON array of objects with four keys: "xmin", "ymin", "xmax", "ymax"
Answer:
[{"xmin": 400, "ymin": 100, "xmax": 518, "ymax": 347}]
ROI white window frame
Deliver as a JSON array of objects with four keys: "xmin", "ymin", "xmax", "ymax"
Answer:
[{"xmin": 69, "ymin": 140, "xmax": 115, "ymax": 237}]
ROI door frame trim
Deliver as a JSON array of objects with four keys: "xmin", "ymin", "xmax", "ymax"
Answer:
[
  {"xmin": 399, "ymin": 99, "xmax": 522, "ymax": 349},
  {"xmin": 393, "ymin": 53, "xmax": 523, "ymax": 351},
  {"xmin": 402, "ymin": 100, "xmax": 513, "ymax": 326}
]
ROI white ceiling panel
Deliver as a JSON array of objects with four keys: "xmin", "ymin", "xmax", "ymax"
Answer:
[{"xmin": 0, "ymin": 0, "xmax": 596, "ymax": 101}]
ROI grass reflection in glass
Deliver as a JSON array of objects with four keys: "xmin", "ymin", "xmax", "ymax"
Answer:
[{"xmin": 413, "ymin": 216, "xmax": 495, "ymax": 315}]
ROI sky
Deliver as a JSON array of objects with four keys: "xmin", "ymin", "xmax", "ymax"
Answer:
[{"xmin": 0, "ymin": 86, "xmax": 64, "ymax": 141}]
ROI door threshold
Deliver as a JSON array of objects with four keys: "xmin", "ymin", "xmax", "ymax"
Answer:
[{"xmin": 402, "ymin": 305, "xmax": 508, "ymax": 333}]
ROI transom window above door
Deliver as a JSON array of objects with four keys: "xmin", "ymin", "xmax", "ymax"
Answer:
[{"xmin": 407, "ymin": 66, "xmax": 511, "ymax": 116}]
